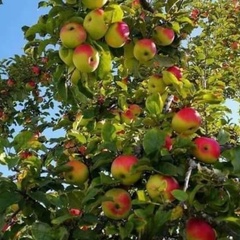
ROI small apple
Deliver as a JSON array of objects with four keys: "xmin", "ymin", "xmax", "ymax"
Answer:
[
  {"xmin": 164, "ymin": 135, "xmax": 173, "ymax": 151},
  {"xmin": 146, "ymin": 174, "xmax": 179, "ymax": 203},
  {"xmin": 105, "ymin": 21, "xmax": 130, "ymax": 48},
  {"xmin": 192, "ymin": 137, "xmax": 220, "ymax": 164},
  {"xmin": 186, "ymin": 218, "xmax": 216, "ymax": 240},
  {"xmin": 69, "ymin": 208, "xmax": 83, "ymax": 216},
  {"xmin": 82, "ymin": 0, "xmax": 108, "ymax": 9},
  {"xmin": 101, "ymin": 188, "xmax": 132, "ymax": 220},
  {"xmin": 121, "ymin": 109, "xmax": 135, "ymax": 124},
  {"xmin": 230, "ymin": 41, "xmax": 239, "ymax": 50},
  {"xmin": 128, "ymin": 104, "xmax": 141, "ymax": 117},
  {"xmin": 190, "ymin": 9, "xmax": 200, "ymax": 20},
  {"xmin": 25, "ymin": 80, "xmax": 36, "ymax": 91},
  {"xmin": 147, "ymin": 74, "xmax": 167, "ymax": 94},
  {"xmin": 63, "ymin": 160, "xmax": 89, "ymax": 185},
  {"xmin": 60, "ymin": 22, "xmax": 87, "ymax": 49},
  {"xmin": 31, "ymin": 65, "xmax": 41, "ymax": 75},
  {"xmin": 83, "ymin": 9, "xmax": 109, "ymax": 40},
  {"xmin": 171, "ymin": 107, "xmax": 202, "ymax": 135},
  {"xmin": 111, "ymin": 155, "xmax": 142, "ymax": 185},
  {"xmin": 72, "ymin": 44, "xmax": 100, "ymax": 73},
  {"xmin": 167, "ymin": 66, "xmax": 183, "ymax": 80},
  {"xmin": 133, "ymin": 38, "xmax": 157, "ymax": 62},
  {"xmin": 59, "ymin": 46, "xmax": 74, "ymax": 66},
  {"xmin": 152, "ymin": 26, "xmax": 175, "ymax": 46},
  {"xmin": 6, "ymin": 78, "xmax": 15, "ymax": 87}
]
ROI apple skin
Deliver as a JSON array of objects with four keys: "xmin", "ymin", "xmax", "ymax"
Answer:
[
  {"xmin": 167, "ymin": 66, "xmax": 183, "ymax": 80},
  {"xmin": 111, "ymin": 155, "xmax": 142, "ymax": 185},
  {"xmin": 192, "ymin": 137, "xmax": 220, "ymax": 164},
  {"xmin": 60, "ymin": 22, "xmax": 87, "ymax": 49},
  {"xmin": 73, "ymin": 44, "xmax": 100, "ymax": 73},
  {"xmin": 171, "ymin": 107, "xmax": 202, "ymax": 135},
  {"xmin": 105, "ymin": 21, "xmax": 130, "ymax": 48},
  {"xmin": 59, "ymin": 46, "xmax": 74, "ymax": 66},
  {"xmin": 63, "ymin": 160, "xmax": 89, "ymax": 185},
  {"xmin": 133, "ymin": 38, "xmax": 157, "ymax": 62},
  {"xmin": 82, "ymin": 0, "xmax": 108, "ymax": 9},
  {"xmin": 147, "ymin": 74, "xmax": 167, "ymax": 94},
  {"xmin": 186, "ymin": 218, "xmax": 216, "ymax": 240},
  {"xmin": 83, "ymin": 9, "xmax": 108, "ymax": 40},
  {"xmin": 153, "ymin": 26, "xmax": 175, "ymax": 46},
  {"xmin": 146, "ymin": 174, "xmax": 179, "ymax": 203},
  {"xmin": 101, "ymin": 188, "xmax": 132, "ymax": 220}
]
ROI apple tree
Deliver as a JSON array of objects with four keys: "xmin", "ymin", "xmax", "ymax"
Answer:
[{"xmin": 0, "ymin": 0, "xmax": 239, "ymax": 239}]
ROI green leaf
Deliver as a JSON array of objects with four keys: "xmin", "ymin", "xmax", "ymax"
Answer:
[
  {"xmin": 153, "ymin": 209, "xmax": 171, "ymax": 234},
  {"xmin": 12, "ymin": 131, "xmax": 33, "ymax": 152},
  {"xmin": 31, "ymin": 222, "xmax": 55, "ymax": 240},
  {"xmin": 101, "ymin": 122, "xmax": 116, "ymax": 142},
  {"xmin": 171, "ymin": 189, "xmax": 188, "ymax": 202},
  {"xmin": 0, "ymin": 191, "xmax": 22, "ymax": 213},
  {"xmin": 68, "ymin": 130, "xmax": 86, "ymax": 144},
  {"xmin": 104, "ymin": 4, "xmax": 124, "ymax": 23},
  {"xmin": 231, "ymin": 147, "xmax": 240, "ymax": 175},
  {"xmin": 119, "ymin": 221, "xmax": 134, "ymax": 240},
  {"xmin": 217, "ymin": 129, "xmax": 230, "ymax": 145},
  {"xmin": 145, "ymin": 93, "xmax": 163, "ymax": 116},
  {"xmin": 51, "ymin": 214, "xmax": 73, "ymax": 225}
]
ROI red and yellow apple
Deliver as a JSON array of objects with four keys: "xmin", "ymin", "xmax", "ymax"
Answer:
[
  {"xmin": 63, "ymin": 160, "xmax": 89, "ymax": 185},
  {"xmin": 147, "ymin": 74, "xmax": 167, "ymax": 94},
  {"xmin": 105, "ymin": 21, "xmax": 130, "ymax": 48},
  {"xmin": 60, "ymin": 22, "xmax": 87, "ymax": 49},
  {"xmin": 164, "ymin": 135, "xmax": 173, "ymax": 151},
  {"xmin": 146, "ymin": 174, "xmax": 179, "ymax": 203},
  {"xmin": 121, "ymin": 104, "xmax": 141, "ymax": 124},
  {"xmin": 72, "ymin": 44, "xmax": 100, "ymax": 73},
  {"xmin": 82, "ymin": 0, "xmax": 108, "ymax": 9},
  {"xmin": 133, "ymin": 38, "xmax": 157, "ymax": 62},
  {"xmin": 153, "ymin": 26, "xmax": 175, "ymax": 46},
  {"xmin": 111, "ymin": 155, "xmax": 142, "ymax": 185},
  {"xmin": 192, "ymin": 137, "xmax": 220, "ymax": 164},
  {"xmin": 101, "ymin": 188, "xmax": 132, "ymax": 220},
  {"xmin": 186, "ymin": 218, "xmax": 216, "ymax": 240},
  {"xmin": 171, "ymin": 107, "xmax": 202, "ymax": 135}
]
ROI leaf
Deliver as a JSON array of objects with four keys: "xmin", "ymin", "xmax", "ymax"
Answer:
[
  {"xmin": 119, "ymin": 221, "xmax": 134, "ymax": 240},
  {"xmin": 104, "ymin": 4, "xmax": 124, "ymax": 23},
  {"xmin": 0, "ymin": 191, "xmax": 22, "ymax": 213},
  {"xmin": 12, "ymin": 131, "xmax": 33, "ymax": 152},
  {"xmin": 31, "ymin": 222, "xmax": 55, "ymax": 240},
  {"xmin": 68, "ymin": 130, "xmax": 86, "ymax": 144},
  {"xmin": 153, "ymin": 209, "xmax": 171, "ymax": 234},
  {"xmin": 231, "ymin": 147, "xmax": 240, "ymax": 175},
  {"xmin": 145, "ymin": 93, "xmax": 163, "ymax": 116},
  {"xmin": 51, "ymin": 214, "xmax": 73, "ymax": 225},
  {"xmin": 217, "ymin": 129, "xmax": 230, "ymax": 145},
  {"xmin": 171, "ymin": 189, "xmax": 188, "ymax": 202},
  {"xmin": 101, "ymin": 122, "xmax": 116, "ymax": 142}
]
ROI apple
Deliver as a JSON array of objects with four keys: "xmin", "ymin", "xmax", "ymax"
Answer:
[
  {"xmin": 111, "ymin": 155, "xmax": 142, "ymax": 185},
  {"xmin": 192, "ymin": 137, "xmax": 220, "ymax": 164},
  {"xmin": 230, "ymin": 41, "xmax": 239, "ymax": 50},
  {"xmin": 82, "ymin": 0, "xmax": 108, "ymax": 9},
  {"xmin": 6, "ymin": 78, "xmax": 15, "ymax": 87},
  {"xmin": 167, "ymin": 66, "xmax": 183, "ymax": 80},
  {"xmin": 70, "ymin": 68, "xmax": 81, "ymax": 85},
  {"xmin": 60, "ymin": 22, "xmax": 87, "ymax": 49},
  {"xmin": 121, "ymin": 109, "xmax": 135, "ymax": 124},
  {"xmin": 133, "ymin": 38, "xmax": 157, "ymax": 62},
  {"xmin": 101, "ymin": 188, "xmax": 132, "ymax": 220},
  {"xmin": 146, "ymin": 174, "xmax": 179, "ymax": 203},
  {"xmin": 147, "ymin": 74, "xmax": 167, "ymax": 94},
  {"xmin": 31, "ymin": 65, "xmax": 41, "ymax": 75},
  {"xmin": 153, "ymin": 26, "xmax": 175, "ymax": 46},
  {"xmin": 171, "ymin": 107, "xmax": 202, "ymax": 135},
  {"xmin": 83, "ymin": 9, "xmax": 108, "ymax": 40},
  {"xmin": 63, "ymin": 160, "xmax": 89, "ymax": 185},
  {"xmin": 69, "ymin": 208, "xmax": 83, "ymax": 216},
  {"xmin": 186, "ymin": 218, "xmax": 216, "ymax": 240},
  {"xmin": 164, "ymin": 135, "xmax": 173, "ymax": 151},
  {"xmin": 105, "ymin": 21, "xmax": 130, "ymax": 48},
  {"xmin": 190, "ymin": 9, "xmax": 200, "ymax": 20},
  {"xmin": 72, "ymin": 44, "xmax": 100, "ymax": 73},
  {"xmin": 59, "ymin": 46, "xmax": 74, "ymax": 66},
  {"xmin": 25, "ymin": 80, "xmax": 36, "ymax": 91},
  {"xmin": 128, "ymin": 104, "xmax": 141, "ymax": 117}
]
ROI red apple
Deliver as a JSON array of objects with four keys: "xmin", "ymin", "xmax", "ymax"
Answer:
[
  {"xmin": 171, "ymin": 107, "xmax": 202, "ymax": 135},
  {"xmin": 7, "ymin": 78, "xmax": 15, "ymax": 87},
  {"xmin": 111, "ymin": 155, "xmax": 142, "ymax": 185},
  {"xmin": 128, "ymin": 104, "xmax": 141, "ymax": 117},
  {"xmin": 31, "ymin": 65, "xmax": 41, "ymax": 75},
  {"xmin": 146, "ymin": 174, "xmax": 180, "ymax": 203},
  {"xmin": 164, "ymin": 135, "xmax": 173, "ymax": 151},
  {"xmin": 167, "ymin": 66, "xmax": 183, "ymax": 80},
  {"xmin": 25, "ymin": 80, "xmax": 36, "ymax": 91},
  {"xmin": 69, "ymin": 208, "xmax": 83, "ymax": 216},
  {"xmin": 192, "ymin": 137, "xmax": 220, "ymax": 164},
  {"xmin": 101, "ymin": 188, "xmax": 132, "ymax": 220},
  {"xmin": 153, "ymin": 26, "xmax": 175, "ymax": 46},
  {"xmin": 186, "ymin": 218, "xmax": 216, "ymax": 240}
]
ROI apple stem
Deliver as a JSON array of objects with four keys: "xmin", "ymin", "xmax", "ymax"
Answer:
[{"xmin": 183, "ymin": 159, "xmax": 197, "ymax": 192}]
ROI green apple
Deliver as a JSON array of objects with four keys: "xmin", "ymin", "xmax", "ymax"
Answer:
[
  {"xmin": 133, "ymin": 38, "xmax": 157, "ymax": 62},
  {"xmin": 111, "ymin": 155, "xmax": 142, "ymax": 185},
  {"xmin": 68, "ymin": 67, "xmax": 81, "ymax": 85},
  {"xmin": 147, "ymin": 74, "xmax": 167, "ymax": 94},
  {"xmin": 82, "ymin": 0, "xmax": 108, "ymax": 9},
  {"xmin": 59, "ymin": 46, "xmax": 74, "ymax": 66},
  {"xmin": 171, "ymin": 107, "xmax": 202, "ymax": 135},
  {"xmin": 105, "ymin": 21, "xmax": 130, "ymax": 48},
  {"xmin": 60, "ymin": 22, "xmax": 87, "ymax": 48},
  {"xmin": 186, "ymin": 218, "xmax": 216, "ymax": 240},
  {"xmin": 83, "ymin": 9, "xmax": 108, "ymax": 40},
  {"xmin": 146, "ymin": 174, "xmax": 179, "ymax": 203},
  {"xmin": 73, "ymin": 44, "xmax": 100, "ymax": 73},
  {"xmin": 192, "ymin": 137, "xmax": 220, "ymax": 164},
  {"xmin": 153, "ymin": 26, "xmax": 175, "ymax": 46},
  {"xmin": 101, "ymin": 188, "xmax": 132, "ymax": 220},
  {"xmin": 63, "ymin": 160, "xmax": 89, "ymax": 185}
]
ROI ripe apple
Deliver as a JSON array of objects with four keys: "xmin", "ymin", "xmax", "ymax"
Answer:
[
  {"xmin": 192, "ymin": 137, "xmax": 220, "ymax": 164},
  {"xmin": 63, "ymin": 160, "xmax": 89, "ymax": 185},
  {"xmin": 133, "ymin": 38, "xmax": 157, "ymax": 62},
  {"xmin": 111, "ymin": 155, "xmax": 142, "ymax": 185},
  {"xmin": 146, "ymin": 174, "xmax": 179, "ymax": 203},
  {"xmin": 82, "ymin": 0, "xmax": 108, "ymax": 9},
  {"xmin": 167, "ymin": 66, "xmax": 183, "ymax": 80},
  {"xmin": 230, "ymin": 41, "xmax": 239, "ymax": 50},
  {"xmin": 128, "ymin": 104, "xmax": 141, "ymax": 117},
  {"xmin": 69, "ymin": 208, "xmax": 83, "ymax": 216},
  {"xmin": 153, "ymin": 26, "xmax": 175, "ymax": 46},
  {"xmin": 60, "ymin": 22, "xmax": 87, "ymax": 49},
  {"xmin": 31, "ymin": 65, "xmax": 41, "ymax": 75},
  {"xmin": 171, "ymin": 107, "xmax": 202, "ymax": 135},
  {"xmin": 101, "ymin": 188, "xmax": 132, "ymax": 220},
  {"xmin": 83, "ymin": 9, "xmax": 108, "ymax": 40},
  {"xmin": 105, "ymin": 21, "xmax": 130, "ymax": 48},
  {"xmin": 72, "ymin": 44, "xmax": 100, "ymax": 73},
  {"xmin": 59, "ymin": 46, "xmax": 74, "ymax": 66},
  {"xmin": 147, "ymin": 74, "xmax": 167, "ymax": 94},
  {"xmin": 164, "ymin": 135, "xmax": 173, "ymax": 151},
  {"xmin": 186, "ymin": 218, "xmax": 216, "ymax": 240},
  {"xmin": 121, "ymin": 109, "xmax": 135, "ymax": 124},
  {"xmin": 6, "ymin": 79, "xmax": 15, "ymax": 87},
  {"xmin": 25, "ymin": 80, "xmax": 36, "ymax": 91}
]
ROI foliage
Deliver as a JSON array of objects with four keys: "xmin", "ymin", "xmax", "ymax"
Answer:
[{"xmin": 0, "ymin": 0, "xmax": 239, "ymax": 239}]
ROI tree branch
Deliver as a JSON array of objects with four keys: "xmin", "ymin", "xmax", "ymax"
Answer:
[{"xmin": 139, "ymin": 0, "xmax": 154, "ymax": 13}]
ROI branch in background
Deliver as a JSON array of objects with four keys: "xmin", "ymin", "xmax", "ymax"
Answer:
[
  {"xmin": 139, "ymin": 0, "xmax": 154, "ymax": 13},
  {"xmin": 163, "ymin": 94, "xmax": 174, "ymax": 113},
  {"xmin": 183, "ymin": 159, "xmax": 197, "ymax": 192}
]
